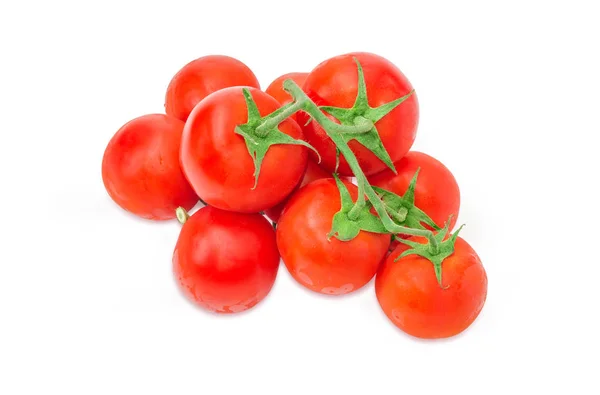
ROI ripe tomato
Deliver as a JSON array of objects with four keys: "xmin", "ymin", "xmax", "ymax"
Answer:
[
  {"xmin": 165, "ymin": 55, "xmax": 260, "ymax": 121},
  {"xmin": 180, "ymin": 87, "xmax": 308, "ymax": 213},
  {"xmin": 298, "ymin": 52, "xmax": 418, "ymax": 176},
  {"xmin": 264, "ymin": 159, "xmax": 333, "ymax": 223},
  {"xmin": 265, "ymin": 72, "xmax": 308, "ymax": 106},
  {"xmin": 368, "ymin": 151, "xmax": 460, "ymax": 230},
  {"xmin": 375, "ymin": 236, "xmax": 487, "ymax": 339},
  {"xmin": 173, "ymin": 206, "xmax": 279, "ymax": 314},
  {"xmin": 102, "ymin": 114, "xmax": 197, "ymax": 220},
  {"xmin": 276, "ymin": 179, "xmax": 391, "ymax": 295}
]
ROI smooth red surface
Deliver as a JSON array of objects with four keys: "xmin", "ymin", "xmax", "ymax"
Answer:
[
  {"xmin": 165, "ymin": 55, "xmax": 260, "ymax": 121},
  {"xmin": 264, "ymin": 159, "xmax": 333, "ymax": 222},
  {"xmin": 180, "ymin": 87, "xmax": 308, "ymax": 213},
  {"xmin": 102, "ymin": 114, "xmax": 197, "ymax": 220},
  {"xmin": 173, "ymin": 206, "xmax": 280, "ymax": 314},
  {"xmin": 375, "ymin": 237, "xmax": 487, "ymax": 339},
  {"xmin": 276, "ymin": 179, "xmax": 391, "ymax": 295},
  {"xmin": 265, "ymin": 72, "xmax": 308, "ymax": 106},
  {"xmin": 369, "ymin": 151, "xmax": 460, "ymax": 230},
  {"xmin": 298, "ymin": 52, "xmax": 419, "ymax": 176}
]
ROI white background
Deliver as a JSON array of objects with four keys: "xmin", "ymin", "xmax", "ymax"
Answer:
[{"xmin": 1, "ymin": 1, "xmax": 599, "ymax": 394}]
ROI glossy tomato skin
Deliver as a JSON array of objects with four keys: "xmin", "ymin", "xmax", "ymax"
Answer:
[
  {"xmin": 264, "ymin": 159, "xmax": 333, "ymax": 223},
  {"xmin": 173, "ymin": 206, "xmax": 280, "ymax": 314},
  {"xmin": 165, "ymin": 55, "xmax": 260, "ymax": 121},
  {"xmin": 368, "ymin": 151, "xmax": 460, "ymax": 230},
  {"xmin": 376, "ymin": 237, "xmax": 487, "ymax": 339},
  {"xmin": 276, "ymin": 179, "xmax": 391, "ymax": 295},
  {"xmin": 181, "ymin": 87, "xmax": 308, "ymax": 213},
  {"xmin": 298, "ymin": 52, "xmax": 419, "ymax": 176},
  {"xmin": 102, "ymin": 114, "xmax": 197, "ymax": 220},
  {"xmin": 265, "ymin": 72, "xmax": 308, "ymax": 106}
]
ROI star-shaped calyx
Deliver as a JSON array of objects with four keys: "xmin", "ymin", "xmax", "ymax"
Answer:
[
  {"xmin": 327, "ymin": 176, "xmax": 388, "ymax": 241},
  {"xmin": 371, "ymin": 169, "xmax": 441, "ymax": 232},
  {"xmin": 395, "ymin": 219, "xmax": 465, "ymax": 287},
  {"xmin": 320, "ymin": 58, "xmax": 415, "ymax": 174},
  {"xmin": 235, "ymin": 89, "xmax": 319, "ymax": 189}
]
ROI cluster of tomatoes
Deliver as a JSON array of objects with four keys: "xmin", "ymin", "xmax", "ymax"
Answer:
[{"xmin": 102, "ymin": 52, "xmax": 487, "ymax": 339}]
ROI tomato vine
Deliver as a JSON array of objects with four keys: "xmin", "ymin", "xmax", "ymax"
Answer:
[{"xmin": 238, "ymin": 58, "xmax": 463, "ymax": 286}]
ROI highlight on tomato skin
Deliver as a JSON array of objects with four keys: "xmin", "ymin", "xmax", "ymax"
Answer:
[
  {"xmin": 101, "ymin": 114, "xmax": 198, "ymax": 220},
  {"xmin": 165, "ymin": 55, "xmax": 260, "ymax": 122},
  {"xmin": 180, "ymin": 86, "xmax": 308, "ymax": 214},
  {"xmin": 173, "ymin": 206, "xmax": 280, "ymax": 314},
  {"xmin": 276, "ymin": 178, "xmax": 391, "ymax": 296},
  {"xmin": 375, "ymin": 236, "xmax": 487, "ymax": 339},
  {"xmin": 368, "ymin": 151, "xmax": 461, "ymax": 231},
  {"xmin": 298, "ymin": 52, "xmax": 419, "ymax": 177}
]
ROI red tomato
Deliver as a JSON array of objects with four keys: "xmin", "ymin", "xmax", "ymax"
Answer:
[
  {"xmin": 102, "ymin": 114, "xmax": 197, "ymax": 220},
  {"xmin": 376, "ymin": 236, "xmax": 487, "ymax": 338},
  {"xmin": 276, "ymin": 179, "xmax": 391, "ymax": 295},
  {"xmin": 368, "ymin": 151, "xmax": 460, "ymax": 230},
  {"xmin": 298, "ymin": 52, "xmax": 418, "ymax": 176},
  {"xmin": 173, "ymin": 206, "xmax": 279, "ymax": 314},
  {"xmin": 265, "ymin": 72, "xmax": 308, "ymax": 106},
  {"xmin": 165, "ymin": 55, "xmax": 260, "ymax": 121},
  {"xmin": 181, "ymin": 87, "xmax": 308, "ymax": 213},
  {"xmin": 264, "ymin": 159, "xmax": 333, "ymax": 222}
]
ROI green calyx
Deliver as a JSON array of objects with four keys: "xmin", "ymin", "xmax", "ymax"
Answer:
[
  {"xmin": 234, "ymin": 89, "xmax": 319, "ymax": 189},
  {"xmin": 320, "ymin": 57, "xmax": 415, "ymax": 174},
  {"xmin": 372, "ymin": 169, "xmax": 442, "ymax": 232},
  {"xmin": 327, "ymin": 176, "xmax": 387, "ymax": 241},
  {"xmin": 395, "ymin": 219, "xmax": 465, "ymax": 287}
]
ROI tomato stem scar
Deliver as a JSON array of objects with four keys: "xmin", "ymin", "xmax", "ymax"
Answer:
[{"xmin": 176, "ymin": 207, "xmax": 190, "ymax": 224}]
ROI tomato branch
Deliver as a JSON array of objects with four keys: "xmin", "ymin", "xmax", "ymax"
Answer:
[
  {"xmin": 347, "ymin": 176, "xmax": 366, "ymax": 220},
  {"xmin": 255, "ymin": 100, "xmax": 305, "ymax": 137},
  {"xmin": 281, "ymin": 79, "xmax": 440, "ymax": 253},
  {"xmin": 255, "ymin": 94, "xmax": 374, "ymax": 138}
]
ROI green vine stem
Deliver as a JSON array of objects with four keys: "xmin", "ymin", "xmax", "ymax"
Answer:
[
  {"xmin": 255, "ymin": 92, "xmax": 375, "ymax": 137},
  {"xmin": 277, "ymin": 79, "xmax": 440, "ymax": 253},
  {"xmin": 347, "ymin": 176, "xmax": 366, "ymax": 220},
  {"xmin": 255, "ymin": 100, "xmax": 305, "ymax": 137}
]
